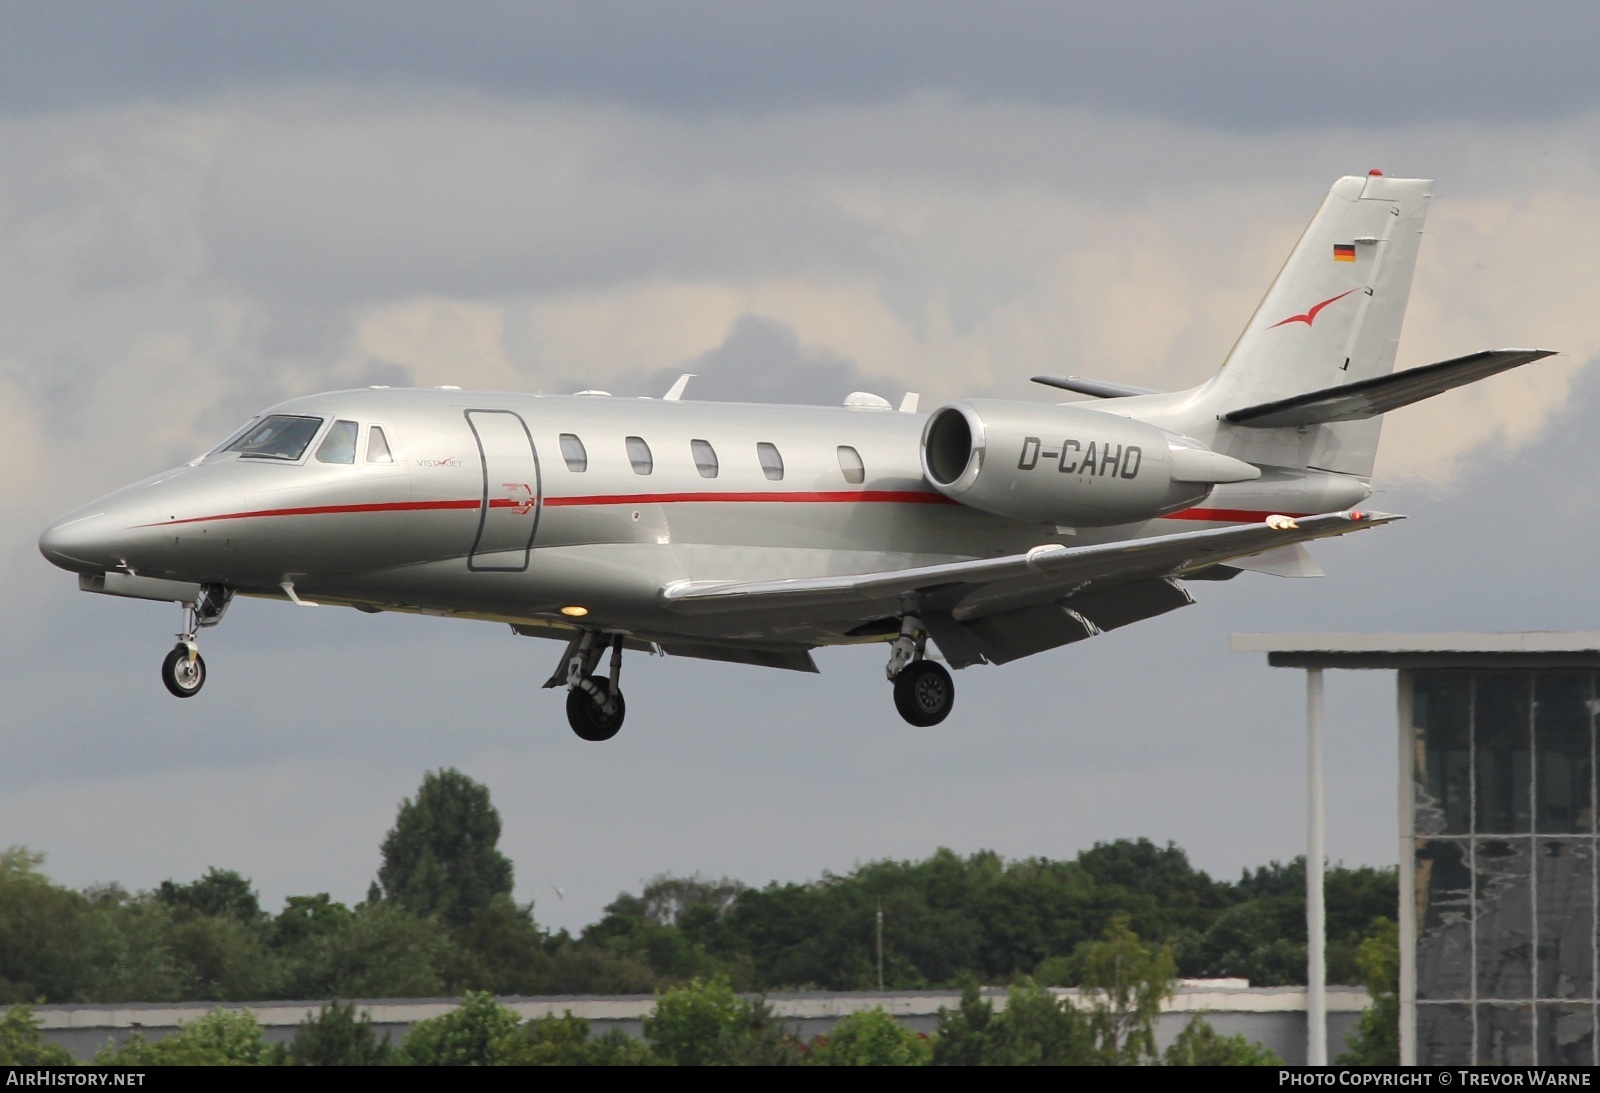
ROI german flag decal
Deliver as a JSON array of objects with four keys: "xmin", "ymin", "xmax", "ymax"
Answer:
[{"xmin": 1333, "ymin": 243, "xmax": 1356, "ymax": 262}]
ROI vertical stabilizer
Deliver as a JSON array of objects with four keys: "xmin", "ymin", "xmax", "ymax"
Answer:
[{"xmin": 1204, "ymin": 174, "xmax": 1430, "ymax": 477}]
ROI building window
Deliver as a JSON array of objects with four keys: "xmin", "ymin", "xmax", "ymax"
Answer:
[
  {"xmin": 691, "ymin": 439, "xmax": 718, "ymax": 479},
  {"xmin": 1410, "ymin": 668, "xmax": 1600, "ymax": 1064},
  {"xmin": 560, "ymin": 433, "xmax": 588, "ymax": 472},
  {"xmin": 756, "ymin": 442, "xmax": 784, "ymax": 481},
  {"xmin": 837, "ymin": 445, "xmax": 865, "ymax": 484},
  {"xmin": 626, "ymin": 436, "xmax": 653, "ymax": 475}
]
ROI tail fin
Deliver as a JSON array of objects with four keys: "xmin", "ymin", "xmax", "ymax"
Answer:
[{"xmin": 1204, "ymin": 173, "xmax": 1431, "ymax": 478}]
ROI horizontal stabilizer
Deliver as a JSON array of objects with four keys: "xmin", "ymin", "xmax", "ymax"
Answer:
[
  {"xmin": 1031, "ymin": 376, "xmax": 1160, "ymax": 399},
  {"xmin": 1224, "ymin": 348, "xmax": 1556, "ymax": 428}
]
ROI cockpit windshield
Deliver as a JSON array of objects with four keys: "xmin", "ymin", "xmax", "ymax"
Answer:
[{"xmin": 225, "ymin": 415, "xmax": 325, "ymax": 461}]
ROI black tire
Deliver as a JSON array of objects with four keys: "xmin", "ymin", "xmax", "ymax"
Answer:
[
  {"xmin": 161, "ymin": 645, "xmax": 206, "ymax": 698},
  {"xmin": 566, "ymin": 676, "xmax": 625, "ymax": 741},
  {"xmin": 893, "ymin": 660, "xmax": 954, "ymax": 727}
]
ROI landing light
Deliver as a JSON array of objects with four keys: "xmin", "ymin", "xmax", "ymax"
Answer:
[{"xmin": 560, "ymin": 606, "xmax": 589, "ymax": 617}]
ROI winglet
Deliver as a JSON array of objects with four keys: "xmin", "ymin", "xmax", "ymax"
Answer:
[{"xmin": 663, "ymin": 374, "xmax": 696, "ymax": 401}]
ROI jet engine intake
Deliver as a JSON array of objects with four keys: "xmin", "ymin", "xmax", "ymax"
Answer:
[{"xmin": 921, "ymin": 400, "xmax": 1259, "ymax": 527}]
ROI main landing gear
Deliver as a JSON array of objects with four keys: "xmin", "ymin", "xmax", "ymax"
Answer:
[
  {"xmin": 886, "ymin": 615, "xmax": 954, "ymax": 727},
  {"xmin": 562, "ymin": 632, "xmax": 627, "ymax": 741},
  {"xmin": 159, "ymin": 585, "xmax": 232, "ymax": 698}
]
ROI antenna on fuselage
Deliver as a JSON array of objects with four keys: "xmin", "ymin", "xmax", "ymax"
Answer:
[{"xmin": 663, "ymin": 374, "xmax": 696, "ymax": 401}]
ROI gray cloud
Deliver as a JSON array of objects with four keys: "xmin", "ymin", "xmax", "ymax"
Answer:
[
  {"xmin": 5, "ymin": 2, "xmax": 1600, "ymax": 132},
  {"xmin": 552, "ymin": 314, "xmax": 910, "ymax": 406},
  {"xmin": 3, "ymin": 46, "xmax": 1597, "ymax": 935}
]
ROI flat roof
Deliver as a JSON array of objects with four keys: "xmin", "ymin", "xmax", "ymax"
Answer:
[{"xmin": 1230, "ymin": 632, "xmax": 1600, "ymax": 670}]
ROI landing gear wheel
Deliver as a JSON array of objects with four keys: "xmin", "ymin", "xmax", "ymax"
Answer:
[
  {"xmin": 161, "ymin": 645, "xmax": 206, "ymax": 698},
  {"xmin": 567, "ymin": 676, "xmax": 625, "ymax": 741},
  {"xmin": 893, "ymin": 660, "xmax": 953, "ymax": 726}
]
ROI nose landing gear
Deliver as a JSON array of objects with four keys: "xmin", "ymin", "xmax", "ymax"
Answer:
[
  {"xmin": 161, "ymin": 643, "xmax": 206, "ymax": 698},
  {"xmin": 886, "ymin": 616, "xmax": 954, "ymax": 726},
  {"xmin": 560, "ymin": 631, "xmax": 627, "ymax": 741},
  {"xmin": 159, "ymin": 585, "xmax": 232, "ymax": 698}
]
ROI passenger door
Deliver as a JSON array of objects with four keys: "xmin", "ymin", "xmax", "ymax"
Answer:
[{"xmin": 465, "ymin": 410, "xmax": 541, "ymax": 572}]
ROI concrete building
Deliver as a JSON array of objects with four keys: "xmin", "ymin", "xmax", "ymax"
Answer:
[
  {"xmin": 1235, "ymin": 632, "xmax": 1600, "ymax": 1066},
  {"xmin": 33, "ymin": 982, "xmax": 1364, "ymax": 1063}
]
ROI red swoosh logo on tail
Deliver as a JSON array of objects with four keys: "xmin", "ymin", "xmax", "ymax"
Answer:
[{"xmin": 1269, "ymin": 288, "xmax": 1357, "ymax": 329}]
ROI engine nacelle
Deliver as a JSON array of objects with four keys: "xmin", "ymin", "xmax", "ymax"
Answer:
[{"xmin": 921, "ymin": 399, "xmax": 1259, "ymax": 527}]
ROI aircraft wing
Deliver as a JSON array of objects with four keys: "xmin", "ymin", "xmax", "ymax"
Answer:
[{"xmin": 662, "ymin": 510, "xmax": 1398, "ymax": 664}]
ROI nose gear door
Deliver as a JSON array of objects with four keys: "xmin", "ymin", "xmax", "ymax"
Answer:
[{"xmin": 465, "ymin": 410, "xmax": 541, "ymax": 572}]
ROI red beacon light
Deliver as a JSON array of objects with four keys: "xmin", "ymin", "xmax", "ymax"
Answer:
[{"xmin": 1368, "ymin": 169, "xmax": 1383, "ymax": 176}]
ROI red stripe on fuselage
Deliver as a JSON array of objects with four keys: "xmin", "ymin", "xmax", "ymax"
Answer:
[
  {"xmin": 139, "ymin": 499, "xmax": 483, "ymax": 527},
  {"xmin": 137, "ymin": 490, "xmax": 957, "ymax": 527},
  {"xmin": 542, "ymin": 490, "xmax": 956, "ymax": 507},
  {"xmin": 138, "ymin": 495, "xmax": 1308, "ymax": 528}
]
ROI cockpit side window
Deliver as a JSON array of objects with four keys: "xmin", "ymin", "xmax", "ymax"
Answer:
[
  {"xmin": 315, "ymin": 420, "xmax": 359, "ymax": 464},
  {"xmin": 560, "ymin": 433, "xmax": 588, "ymax": 472},
  {"xmin": 367, "ymin": 426, "xmax": 394, "ymax": 464},
  {"xmin": 227, "ymin": 415, "xmax": 325, "ymax": 461}
]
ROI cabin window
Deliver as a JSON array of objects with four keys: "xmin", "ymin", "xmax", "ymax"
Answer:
[
  {"xmin": 315, "ymin": 420, "xmax": 359, "ymax": 464},
  {"xmin": 691, "ymin": 439, "xmax": 719, "ymax": 478},
  {"xmin": 366, "ymin": 426, "xmax": 394, "ymax": 464},
  {"xmin": 626, "ymin": 436, "xmax": 653, "ymax": 475},
  {"xmin": 560, "ymin": 433, "xmax": 588, "ymax": 472},
  {"xmin": 837, "ymin": 445, "xmax": 865, "ymax": 484},
  {"xmin": 227, "ymin": 415, "xmax": 324, "ymax": 461},
  {"xmin": 757, "ymin": 442, "xmax": 784, "ymax": 481}
]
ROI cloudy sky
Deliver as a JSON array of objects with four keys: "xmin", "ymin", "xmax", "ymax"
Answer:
[{"xmin": 5, "ymin": 1, "xmax": 1600, "ymax": 935}]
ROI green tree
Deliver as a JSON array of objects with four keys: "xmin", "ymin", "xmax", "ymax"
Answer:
[
  {"xmin": 641, "ymin": 975, "xmax": 799, "ymax": 1065},
  {"xmin": 157, "ymin": 868, "xmax": 263, "ymax": 924},
  {"xmin": 399, "ymin": 991, "xmax": 521, "ymax": 1066},
  {"xmin": 644, "ymin": 975, "xmax": 742, "ymax": 1065},
  {"xmin": 0, "ymin": 1004, "xmax": 75, "ymax": 1065},
  {"xmin": 992, "ymin": 981, "xmax": 1097, "ymax": 1065},
  {"xmin": 288, "ymin": 1000, "xmax": 393, "ymax": 1066},
  {"xmin": 95, "ymin": 1007, "xmax": 282, "ymax": 1066},
  {"xmin": 77, "ymin": 886, "xmax": 187, "ymax": 1003},
  {"xmin": 378, "ymin": 770, "xmax": 516, "ymax": 931},
  {"xmin": 1163, "ymin": 1015, "xmax": 1281, "ymax": 1065},
  {"xmin": 1337, "ymin": 917, "xmax": 1399, "ymax": 1065},
  {"xmin": 446, "ymin": 893, "xmax": 551, "ymax": 994},
  {"xmin": 1074, "ymin": 914, "xmax": 1176, "ymax": 1064},
  {"xmin": 929, "ymin": 981, "xmax": 1000, "ymax": 1066},
  {"xmin": 321, "ymin": 901, "xmax": 450, "ymax": 999},
  {"xmin": 808, "ymin": 1007, "xmax": 930, "ymax": 1066},
  {"xmin": 930, "ymin": 980, "xmax": 1096, "ymax": 1065},
  {"xmin": 0, "ymin": 847, "xmax": 90, "ymax": 1003},
  {"xmin": 163, "ymin": 913, "xmax": 276, "ymax": 1000},
  {"xmin": 497, "ymin": 1011, "xmax": 657, "ymax": 1066}
]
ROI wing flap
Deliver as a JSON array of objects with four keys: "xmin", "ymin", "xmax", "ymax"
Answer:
[
  {"xmin": 1224, "ymin": 349, "xmax": 1556, "ymax": 428},
  {"xmin": 661, "ymin": 510, "xmax": 1400, "ymax": 619}
]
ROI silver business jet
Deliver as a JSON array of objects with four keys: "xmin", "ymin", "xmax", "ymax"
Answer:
[{"xmin": 39, "ymin": 173, "xmax": 1552, "ymax": 740}]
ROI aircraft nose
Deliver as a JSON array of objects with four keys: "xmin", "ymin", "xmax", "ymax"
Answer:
[{"xmin": 39, "ymin": 510, "xmax": 117, "ymax": 573}]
